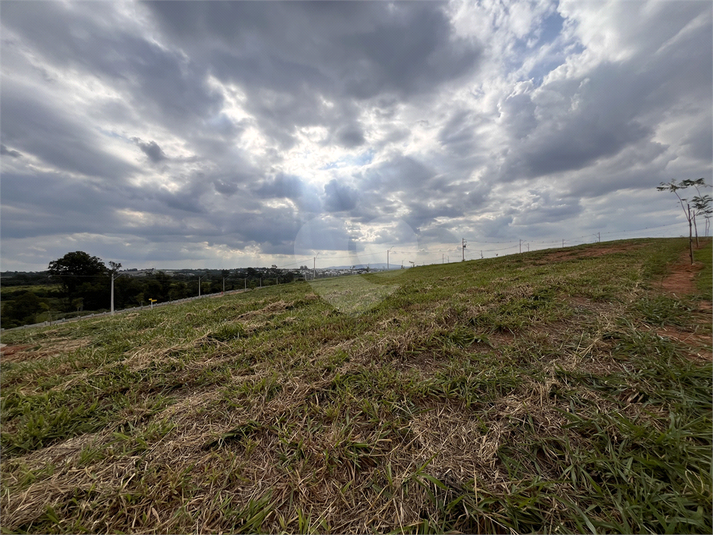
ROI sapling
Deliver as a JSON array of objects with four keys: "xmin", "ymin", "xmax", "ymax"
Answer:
[{"xmin": 657, "ymin": 178, "xmax": 710, "ymax": 264}]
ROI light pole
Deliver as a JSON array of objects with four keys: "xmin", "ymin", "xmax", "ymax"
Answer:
[
  {"xmin": 313, "ymin": 252, "xmax": 320, "ymax": 280},
  {"xmin": 387, "ymin": 247, "xmax": 393, "ymax": 270},
  {"xmin": 110, "ymin": 271, "xmax": 125, "ymax": 315}
]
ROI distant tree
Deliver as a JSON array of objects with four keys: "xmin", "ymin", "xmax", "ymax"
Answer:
[
  {"xmin": 2, "ymin": 291, "xmax": 44, "ymax": 326},
  {"xmin": 657, "ymin": 178, "xmax": 710, "ymax": 264},
  {"xmin": 40, "ymin": 302, "xmax": 54, "ymax": 323},
  {"xmin": 692, "ymin": 190, "xmax": 712, "ymax": 240},
  {"xmin": 154, "ymin": 271, "xmax": 172, "ymax": 299},
  {"xmin": 48, "ymin": 251, "xmax": 108, "ymax": 302}
]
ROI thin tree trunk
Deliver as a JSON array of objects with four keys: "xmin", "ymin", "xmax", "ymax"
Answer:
[
  {"xmin": 688, "ymin": 204, "xmax": 694, "ymax": 264},
  {"xmin": 693, "ymin": 212, "xmax": 699, "ymax": 247}
]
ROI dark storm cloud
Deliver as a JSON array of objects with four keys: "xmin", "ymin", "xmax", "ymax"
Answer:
[
  {"xmin": 132, "ymin": 138, "xmax": 168, "ymax": 163},
  {"xmin": 499, "ymin": 93, "xmax": 537, "ymax": 141},
  {"xmin": 256, "ymin": 174, "xmax": 309, "ymax": 201},
  {"xmin": 212, "ymin": 179, "xmax": 239, "ymax": 196},
  {"xmin": 438, "ymin": 110, "xmax": 482, "ymax": 157},
  {"xmin": 348, "ymin": 153, "xmax": 493, "ymax": 232},
  {"xmin": 255, "ymin": 174, "xmax": 322, "ymax": 212},
  {"xmin": 1, "ymin": 170, "xmax": 132, "ymax": 240},
  {"xmin": 0, "ymin": 145, "xmax": 22, "ymax": 158},
  {"xmin": 145, "ymin": 1, "xmax": 481, "ymax": 99},
  {"xmin": 0, "ymin": 80, "xmax": 137, "ymax": 181},
  {"xmin": 294, "ymin": 215, "xmax": 355, "ymax": 253},
  {"xmin": 1, "ymin": 0, "xmax": 224, "ymax": 132},
  {"xmin": 335, "ymin": 125, "xmax": 366, "ymax": 148},
  {"xmin": 236, "ymin": 210, "xmax": 304, "ymax": 251},
  {"xmin": 681, "ymin": 119, "xmax": 713, "ymax": 164},
  {"xmin": 363, "ymin": 155, "xmax": 435, "ymax": 192},
  {"xmin": 323, "ymin": 179, "xmax": 358, "ymax": 213},
  {"xmin": 510, "ymin": 191, "xmax": 583, "ymax": 226},
  {"xmin": 520, "ymin": 117, "xmax": 653, "ymax": 178},
  {"xmin": 143, "ymin": 1, "xmax": 482, "ymax": 147}
]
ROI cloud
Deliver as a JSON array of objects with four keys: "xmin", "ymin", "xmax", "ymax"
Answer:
[
  {"xmin": 0, "ymin": 0, "xmax": 710, "ymax": 270},
  {"xmin": 324, "ymin": 179, "xmax": 358, "ymax": 212},
  {"xmin": 0, "ymin": 79, "xmax": 138, "ymax": 181},
  {"xmin": 334, "ymin": 125, "xmax": 366, "ymax": 148},
  {"xmin": 132, "ymin": 138, "xmax": 168, "ymax": 163},
  {"xmin": 0, "ymin": 145, "xmax": 22, "ymax": 158}
]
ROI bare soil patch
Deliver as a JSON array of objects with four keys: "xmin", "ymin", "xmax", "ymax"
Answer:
[
  {"xmin": 0, "ymin": 344, "xmax": 34, "ymax": 362},
  {"xmin": 655, "ymin": 249, "xmax": 711, "ymax": 361},
  {"xmin": 660, "ymin": 256, "xmax": 704, "ymax": 296}
]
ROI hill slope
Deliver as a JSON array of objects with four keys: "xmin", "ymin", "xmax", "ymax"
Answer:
[{"xmin": 1, "ymin": 238, "xmax": 711, "ymax": 534}]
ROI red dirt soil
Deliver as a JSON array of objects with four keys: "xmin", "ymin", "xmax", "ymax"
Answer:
[
  {"xmin": 657, "ymin": 249, "xmax": 712, "ymax": 361},
  {"xmin": 0, "ymin": 344, "xmax": 34, "ymax": 363},
  {"xmin": 660, "ymin": 259, "xmax": 705, "ymax": 296}
]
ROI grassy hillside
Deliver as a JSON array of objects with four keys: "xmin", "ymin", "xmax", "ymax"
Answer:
[{"xmin": 1, "ymin": 238, "xmax": 711, "ymax": 534}]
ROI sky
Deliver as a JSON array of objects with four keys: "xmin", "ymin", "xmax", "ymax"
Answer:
[{"xmin": 1, "ymin": 0, "xmax": 711, "ymax": 271}]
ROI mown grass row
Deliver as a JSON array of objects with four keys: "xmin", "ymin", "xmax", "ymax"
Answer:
[{"xmin": 1, "ymin": 238, "xmax": 710, "ymax": 534}]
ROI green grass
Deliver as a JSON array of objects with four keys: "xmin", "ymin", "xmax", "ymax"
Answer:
[
  {"xmin": 1, "ymin": 238, "xmax": 711, "ymax": 534},
  {"xmin": 0, "ymin": 284, "xmax": 62, "ymax": 296},
  {"xmin": 694, "ymin": 238, "xmax": 712, "ymax": 296}
]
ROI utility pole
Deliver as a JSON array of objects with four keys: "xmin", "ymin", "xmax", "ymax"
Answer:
[
  {"xmin": 387, "ymin": 247, "xmax": 392, "ymax": 270},
  {"xmin": 442, "ymin": 254, "xmax": 445, "ymax": 264},
  {"xmin": 527, "ymin": 243, "xmax": 530, "ymax": 252},
  {"xmin": 110, "ymin": 272, "xmax": 123, "ymax": 314},
  {"xmin": 409, "ymin": 261, "xmax": 415, "ymax": 268},
  {"xmin": 198, "ymin": 276, "xmax": 202, "ymax": 297},
  {"xmin": 462, "ymin": 238, "xmax": 467, "ymax": 261},
  {"xmin": 110, "ymin": 263, "xmax": 123, "ymax": 315},
  {"xmin": 481, "ymin": 250, "xmax": 483, "ymax": 259},
  {"xmin": 562, "ymin": 239, "xmax": 565, "ymax": 248},
  {"xmin": 222, "ymin": 277, "xmax": 225, "ymax": 294},
  {"xmin": 519, "ymin": 239, "xmax": 522, "ymax": 254},
  {"xmin": 597, "ymin": 232, "xmax": 601, "ymax": 243},
  {"xmin": 313, "ymin": 256, "xmax": 316, "ymax": 280},
  {"xmin": 244, "ymin": 278, "xmax": 247, "ymax": 290}
]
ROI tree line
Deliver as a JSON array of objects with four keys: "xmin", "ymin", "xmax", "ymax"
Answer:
[{"xmin": 1, "ymin": 252, "xmax": 299, "ymax": 328}]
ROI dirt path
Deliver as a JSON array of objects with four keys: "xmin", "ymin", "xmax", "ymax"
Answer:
[
  {"xmin": 657, "ymin": 249, "xmax": 711, "ymax": 361},
  {"xmin": 659, "ymin": 251, "xmax": 705, "ymax": 297}
]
